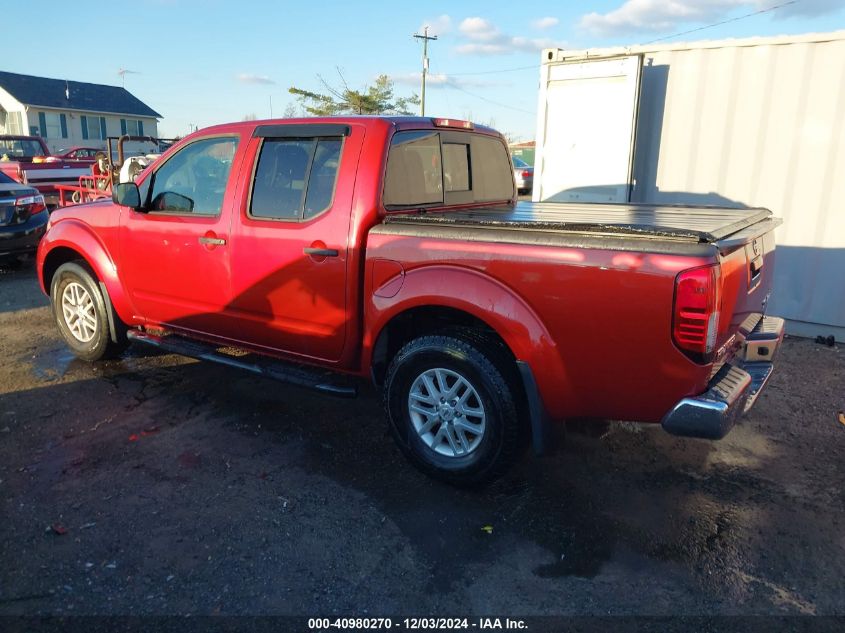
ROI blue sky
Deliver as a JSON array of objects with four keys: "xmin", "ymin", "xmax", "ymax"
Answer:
[{"xmin": 5, "ymin": 0, "xmax": 844, "ymax": 140}]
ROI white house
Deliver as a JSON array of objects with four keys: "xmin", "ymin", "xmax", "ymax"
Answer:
[{"xmin": 0, "ymin": 71, "xmax": 161, "ymax": 153}]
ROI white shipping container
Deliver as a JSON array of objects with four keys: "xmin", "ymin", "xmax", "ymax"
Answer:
[{"xmin": 534, "ymin": 31, "xmax": 845, "ymax": 337}]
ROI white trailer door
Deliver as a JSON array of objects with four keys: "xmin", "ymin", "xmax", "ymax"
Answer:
[{"xmin": 534, "ymin": 55, "xmax": 642, "ymax": 203}]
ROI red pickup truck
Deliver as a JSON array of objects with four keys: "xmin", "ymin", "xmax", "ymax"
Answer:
[
  {"xmin": 36, "ymin": 116, "xmax": 784, "ymax": 484},
  {"xmin": 0, "ymin": 135, "xmax": 91, "ymax": 207}
]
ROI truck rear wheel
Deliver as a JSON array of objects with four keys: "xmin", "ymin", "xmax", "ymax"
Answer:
[
  {"xmin": 50, "ymin": 262, "xmax": 127, "ymax": 362},
  {"xmin": 384, "ymin": 333, "xmax": 524, "ymax": 485}
]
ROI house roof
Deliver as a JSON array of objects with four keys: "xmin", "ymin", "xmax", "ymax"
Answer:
[{"xmin": 0, "ymin": 71, "xmax": 161, "ymax": 118}]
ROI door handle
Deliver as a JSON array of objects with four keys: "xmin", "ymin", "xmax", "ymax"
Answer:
[
  {"xmin": 303, "ymin": 247, "xmax": 339, "ymax": 257},
  {"xmin": 199, "ymin": 236, "xmax": 226, "ymax": 246}
]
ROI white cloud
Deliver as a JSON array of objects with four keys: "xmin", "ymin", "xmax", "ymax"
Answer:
[
  {"xmin": 236, "ymin": 73, "xmax": 275, "ymax": 85},
  {"xmin": 455, "ymin": 17, "xmax": 561, "ymax": 55},
  {"xmin": 455, "ymin": 43, "xmax": 508, "ymax": 55},
  {"xmin": 533, "ymin": 16, "xmax": 559, "ymax": 30},
  {"xmin": 459, "ymin": 17, "xmax": 502, "ymax": 41},
  {"xmin": 511, "ymin": 36, "xmax": 559, "ymax": 52},
  {"xmin": 580, "ymin": 0, "xmax": 844, "ymax": 37},
  {"xmin": 390, "ymin": 72, "xmax": 499, "ymax": 89},
  {"xmin": 580, "ymin": 0, "xmax": 742, "ymax": 36},
  {"xmin": 419, "ymin": 14, "xmax": 452, "ymax": 36}
]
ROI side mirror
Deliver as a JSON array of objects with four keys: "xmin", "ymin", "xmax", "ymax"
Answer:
[{"xmin": 112, "ymin": 182, "xmax": 142, "ymax": 210}]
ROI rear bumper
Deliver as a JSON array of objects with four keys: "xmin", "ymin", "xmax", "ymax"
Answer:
[
  {"xmin": 662, "ymin": 315, "xmax": 784, "ymax": 439},
  {"xmin": 0, "ymin": 209, "xmax": 48, "ymax": 258}
]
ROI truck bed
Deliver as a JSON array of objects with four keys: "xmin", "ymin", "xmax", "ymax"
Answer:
[{"xmin": 383, "ymin": 201, "xmax": 774, "ymax": 244}]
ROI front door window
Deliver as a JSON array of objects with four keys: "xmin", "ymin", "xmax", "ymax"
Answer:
[{"xmin": 147, "ymin": 137, "xmax": 238, "ymax": 215}]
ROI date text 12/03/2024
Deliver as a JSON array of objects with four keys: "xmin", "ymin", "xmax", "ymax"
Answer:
[{"xmin": 307, "ymin": 617, "xmax": 528, "ymax": 630}]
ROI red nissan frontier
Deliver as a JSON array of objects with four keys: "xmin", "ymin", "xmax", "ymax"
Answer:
[{"xmin": 36, "ymin": 116, "xmax": 784, "ymax": 484}]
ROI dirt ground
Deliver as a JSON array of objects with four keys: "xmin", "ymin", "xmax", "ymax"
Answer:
[{"xmin": 1, "ymin": 260, "xmax": 843, "ymax": 620}]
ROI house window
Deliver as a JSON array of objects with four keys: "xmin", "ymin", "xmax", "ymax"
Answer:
[
  {"xmin": 38, "ymin": 112, "xmax": 67, "ymax": 139},
  {"xmin": 4, "ymin": 111, "xmax": 24, "ymax": 135},
  {"xmin": 120, "ymin": 119, "xmax": 145, "ymax": 136},
  {"xmin": 81, "ymin": 115, "xmax": 107, "ymax": 140}
]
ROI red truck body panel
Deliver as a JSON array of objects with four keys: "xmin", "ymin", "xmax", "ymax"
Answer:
[{"xmin": 362, "ymin": 232, "xmax": 717, "ymax": 422}]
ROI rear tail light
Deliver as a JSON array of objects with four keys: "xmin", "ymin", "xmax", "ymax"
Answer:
[
  {"xmin": 520, "ymin": 170, "xmax": 531, "ymax": 179},
  {"xmin": 16, "ymin": 194, "xmax": 47, "ymax": 215},
  {"xmin": 672, "ymin": 264, "xmax": 722, "ymax": 363}
]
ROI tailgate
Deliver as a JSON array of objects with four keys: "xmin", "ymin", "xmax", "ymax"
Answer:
[
  {"xmin": 21, "ymin": 164, "xmax": 90, "ymax": 188},
  {"xmin": 715, "ymin": 217, "xmax": 781, "ymax": 353}
]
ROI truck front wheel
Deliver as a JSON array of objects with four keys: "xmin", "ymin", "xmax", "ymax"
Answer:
[
  {"xmin": 384, "ymin": 333, "xmax": 523, "ymax": 485},
  {"xmin": 50, "ymin": 262, "xmax": 127, "ymax": 362}
]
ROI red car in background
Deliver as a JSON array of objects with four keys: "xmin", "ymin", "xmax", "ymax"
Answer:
[{"xmin": 53, "ymin": 146, "xmax": 105, "ymax": 164}]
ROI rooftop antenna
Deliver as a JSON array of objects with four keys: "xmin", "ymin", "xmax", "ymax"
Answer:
[{"xmin": 117, "ymin": 68, "xmax": 140, "ymax": 88}]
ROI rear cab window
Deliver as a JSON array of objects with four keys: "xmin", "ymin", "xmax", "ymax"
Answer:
[{"xmin": 383, "ymin": 128, "xmax": 514, "ymax": 209}]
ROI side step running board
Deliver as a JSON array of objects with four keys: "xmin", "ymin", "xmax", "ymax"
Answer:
[{"xmin": 127, "ymin": 330, "xmax": 357, "ymax": 398}]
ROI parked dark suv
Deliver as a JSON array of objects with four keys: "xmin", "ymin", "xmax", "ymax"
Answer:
[{"xmin": 0, "ymin": 171, "xmax": 48, "ymax": 265}]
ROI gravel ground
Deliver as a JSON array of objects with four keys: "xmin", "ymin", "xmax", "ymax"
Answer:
[{"xmin": 0, "ymin": 260, "xmax": 843, "ymax": 620}]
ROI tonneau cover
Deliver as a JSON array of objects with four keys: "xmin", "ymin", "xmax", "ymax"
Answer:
[{"xmin": 384, "ymin": 201, "xmax": 773, "ymax": 243}]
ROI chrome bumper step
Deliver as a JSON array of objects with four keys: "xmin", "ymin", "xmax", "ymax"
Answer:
[{"xmin": 662, "ymin": 315, "xmax": 784, "ymax": 440}]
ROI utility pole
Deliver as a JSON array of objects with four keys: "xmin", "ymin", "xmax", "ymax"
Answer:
[{"xmin": 413, "ymin": 26, "xmax": 438, "ymax": 116}]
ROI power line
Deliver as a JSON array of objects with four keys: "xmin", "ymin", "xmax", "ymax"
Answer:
[
  {"xmin": 444, "ymin": 82, "xmax": 535, "ymax": 115},
  {"xmin": 643, "ymin": 0, "xmax": 799, "ymax": 44},
  {"xmin": 446, "ymin": 64, "xmax": 539, "ymax": 76}
]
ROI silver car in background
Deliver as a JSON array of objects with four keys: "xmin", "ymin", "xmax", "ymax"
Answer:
[{"xmin": 513, "ymin": 157, "xmax": 534, "ymax": 194}]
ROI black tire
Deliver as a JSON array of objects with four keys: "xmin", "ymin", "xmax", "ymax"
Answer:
[
  {"xmin": 384, "ymin": 332, "xmax": 525, "ymax": 486},
  {"xmin": 50, "ymin": 261, "xmax": 128, "ymax": 362}
]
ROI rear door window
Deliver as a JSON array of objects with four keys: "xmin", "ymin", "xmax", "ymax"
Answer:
[{"xmin": 250, "ymin": 137, "xmax": 343, "ymax": 221}]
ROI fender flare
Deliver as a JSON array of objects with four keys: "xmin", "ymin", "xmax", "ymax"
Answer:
[
  {"xmin": 39, "ymin": 220, "xmax": 136, "ymax": 326},
  {"xmin": 365, "ymin": 265, "xmax": 574, "ymax": 424}
]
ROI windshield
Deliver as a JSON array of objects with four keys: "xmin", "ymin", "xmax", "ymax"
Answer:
[
  {"xmin": 0, "ymin": 171, "xmax": 16, "ymax": 184},
  {"xmin": 0, "ymin": 138, "xmax": 47, "ymax": 159},
  {"xmin": 512, "ymin": 157, "xmax": 530, "ymax": 168}
]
